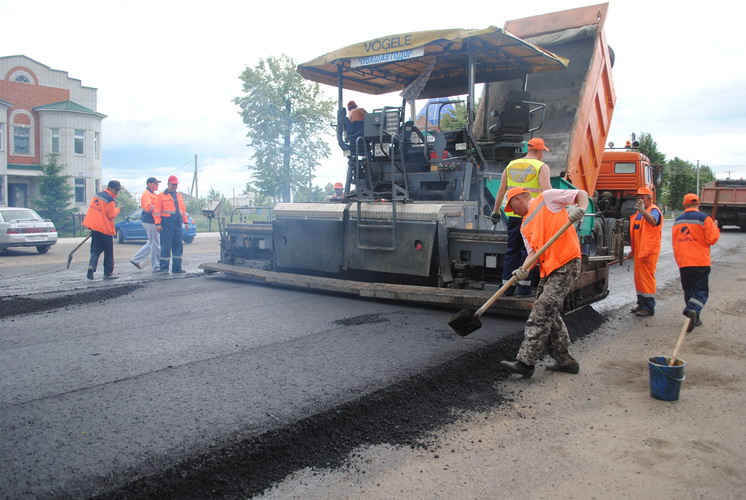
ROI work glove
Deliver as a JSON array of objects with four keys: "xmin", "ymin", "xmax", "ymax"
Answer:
[
  {"xmin": 512, "ymin": 267, "xmax": 529, "ymax": 282},
  {"xmin": 490, "ymin": 212, "xmax": 500, "ymax": 224},
  {"xmin": 568, "ymin": 206, "xmax": 586, "ymax": 223},
  {"xmin": 634, "ymin": 199, "xmax": 645, "ymax": 213}
]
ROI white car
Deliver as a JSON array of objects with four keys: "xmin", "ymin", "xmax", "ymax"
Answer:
[{"xmin": 0, "ymin": 207, "xmax": 58, "ymax": 254}]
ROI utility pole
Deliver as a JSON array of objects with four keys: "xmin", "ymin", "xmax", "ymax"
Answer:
[
  {"xmin": 190, "ymin": 154, "xmax": 198, "ymax": 198},
  {"xmin": 696, "ymin": 159, "xmax": 700, "ymax": 195}
]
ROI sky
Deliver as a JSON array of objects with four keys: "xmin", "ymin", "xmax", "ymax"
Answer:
[{"xmin": 3, "ymin": 0, "xmax": 746, "ymax": 199}]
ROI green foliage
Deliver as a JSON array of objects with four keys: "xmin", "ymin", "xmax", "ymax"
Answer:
[
  {"xmin": 637, "ymin": 132, "xmax": 666, "ymax": 166},
  {"xmin": 439, "ymin": 102, "xmax": 468, "ymax": 130},
  {"xmin": 115, "ymin": 188, "xmax": 139, "ymax": 221},
  {"xmin": 662, "ymin": 158, "xmax": 715, "ymax": 211},
  {"xmin": 244, "ymin": 182, "xmax": 273, "ymax": 206},
  {"xmin": 234, "ymin": 54, "xmax": 335, "ymax": 202},
  {"xmin": 32, "ymin": 154, "xmax": 76, "ymax": 232},
  {"xmin": 293, "ymin": 183, "xmax": 326, "ymax": 202}
]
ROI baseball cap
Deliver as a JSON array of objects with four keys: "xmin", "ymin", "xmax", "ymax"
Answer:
[
  {"xmin": 107, "ymin": 180, "xmax": 122, "ymax": 190},
  {"xmin": 683, "ymin": 193, "xmax": 699, "ymax": 204},
  {"xmin": 347, "ymin": 100, "xmax": 357, "ymax": 109},
  {"xmin": 333, "ymin": 182, "xmax": 343, "ymax": 189},
  {"xmin": 168, "ymin": 175, "xmax": 179, "ymax": 184},
  {"xmin": 506, "ymin": 186, "xmax": 530, "ymax": 209},
  {"xmin": 636, "ymin": 187, "xmax": 653, "ymax": 196},
  {"xmin": 146, "ymin": 177, "xmax": 161, "ymax": 184},
  {"xmin": 527, "ymin": 137, "xmax": 549, "ymax": 151}
]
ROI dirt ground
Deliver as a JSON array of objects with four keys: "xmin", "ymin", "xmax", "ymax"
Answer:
[{"xmin": 258, "ymin": 248, "xmax": 746, "ymax": 499}]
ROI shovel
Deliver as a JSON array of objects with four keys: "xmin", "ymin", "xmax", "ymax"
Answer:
[
  {"xmin": 66, "ymin": 233, "xmax": 92, "ymax": 269},
  {"xmin": 448, "ymin": 218, "xmax": 575, "ymax": 336},
  {"xmin": 669, "ymin": 315, "xmax": 693, "ymax": 366}
]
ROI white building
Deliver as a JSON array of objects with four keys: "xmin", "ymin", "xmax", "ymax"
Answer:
[{"xmin": 0, "ymin": 55, "xmax": 106, "ymax": 208}]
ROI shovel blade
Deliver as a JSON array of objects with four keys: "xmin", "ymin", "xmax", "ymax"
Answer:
[
  {"xmin": 66, "ymin": 254, "xmax": 73, "ymax": 269},
  {"xmin": 448, "ymin": 309, "xmax": 483, "ymax": 336}
]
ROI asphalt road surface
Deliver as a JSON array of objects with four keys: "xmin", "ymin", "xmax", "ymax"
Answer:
[{"xmin": 0, "ymin": 223, "xmax": 739, "ymax": 498}]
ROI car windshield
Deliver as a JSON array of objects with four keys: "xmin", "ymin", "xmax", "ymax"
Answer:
[
  {"xmin": 0, "ymin": 209, "xmax": 42, "ymax": 222},
  {"xmin": 129, "ymin": 210, "xmax": 142, "ymax": 220}
]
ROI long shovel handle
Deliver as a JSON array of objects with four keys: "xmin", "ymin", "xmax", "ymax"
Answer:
[
  {"xmin": 670, "ymin": 317, "xmax": 690, "ymax": 366},
  {"xmin": 474, "ymin": 218, "xmax": 575, "ymax": 318},
  {"xmin": 66, "ymin": 233, "xmax": 92, "ymax": 269}
]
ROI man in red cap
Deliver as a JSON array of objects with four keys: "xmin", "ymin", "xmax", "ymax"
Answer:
[
  {"xmin": 153, "ymin": 175, "xmax": 190, "ymax": 274},
  {"xmin": 628, "ymin": 186, "xmax": 662, "ymax": 316},
  {"xmin": 347, "ymin": 101, "xmax": 367, "ymax": 139},
  {"xmin": 672, "ymin": 193, "xmax": 720, "ymax": 331},
  {"xmin": 490, "ymin": 137, "xmax": 552, "ymax": 296},
  {"xmin": 499, "ymin": 185, "xmax": 588, "ymax": 378},
  {"xmin": 329, "ymin": 182, "xmax": 345, "ymax": 200}
]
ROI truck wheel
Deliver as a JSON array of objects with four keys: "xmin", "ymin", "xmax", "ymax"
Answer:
[
  {"xmin": 36, "ymin": 245, "xmax": 51, "ymax": 254},
  {"xmin": 117, "ymin": 230, "xmax": 124, "ymax": 243},
  {"xmin": 183, "ymin": 236, "xmax": 194, "ymax": 244}
]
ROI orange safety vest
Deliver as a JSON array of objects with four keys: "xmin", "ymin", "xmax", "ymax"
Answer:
[
  {"xmin": 153, "ymin": 190, "xmax": 188, "ymax": 225},
  {"xmin": 521, "ymin": 193, "xmax": 581, "ymax": 277},
  {"xmin": 83, "ymin": 189, "xmax": 120, "ymax": 236},
  {"xmin": 629, "ymin": 203, "xmax": 662, "ymax": 258},
  {"xmin": 672, "ymin": 208, "xmax": 720, "ymax": 267},
  {"xmin": 502, "ymin": 158, "xmax": 545, "ymax": 217},
  {"xmin": 140, "ymin": 188, "xmax": 159, "ymax": 223}
]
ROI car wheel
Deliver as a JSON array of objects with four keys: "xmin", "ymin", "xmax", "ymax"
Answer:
[
  {"xmin": 183, "ymin": 236, "xmax": 194, "ymax": 244},
  {"xmin": 117, "ymin": 230, "xmax": 124, "ymax": 243},
  {"xmin": 36, "ymin": 245, "xmax": 51, "ymax": 254}
]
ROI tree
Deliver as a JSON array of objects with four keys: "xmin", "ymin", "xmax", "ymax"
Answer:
[
  {"xmin": 115, "ymin": 188, "xmax": 139, "ymax": 221},
  {"xmin": 32, "ymin": 154, "xmax": 76, "ymax": 233},
  {"xmin": 234, "ymin": 55, "xmax": 335, "ymax": 202}
]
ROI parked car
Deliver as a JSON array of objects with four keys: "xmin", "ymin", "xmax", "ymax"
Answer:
[
  {"xmin": 115, "ymin": 210, "xmax": 197, "ymax": 244},
  {"xmin": 0, "ymin": 207, "xmax": 58, "ymax": 254}
]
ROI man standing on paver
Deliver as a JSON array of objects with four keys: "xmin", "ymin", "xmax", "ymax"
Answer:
[
  {"xmin": 629, "ymin": 187, "xmax": 662, "ymax": 317},
  {"xmin": 499, "ymin": 186, "xmax": 588, "ymax": 378},
  {"xmin": 491, "ymin": 137, "xmax": 552, "ymax": 296},
  {"xmin": 130, "ymin": 177, "xmax": 161, "ymax": 272},
  {"xmin": 83, "ymin": 180, "xmax": 121, "ymax": 280},
  {"xmin": 153, "ymin": 175, "xmax": 189, "ymax": 274},
  {"xmin": 672, "ymin": 193, "xmax": 720, "ymax": 331}
]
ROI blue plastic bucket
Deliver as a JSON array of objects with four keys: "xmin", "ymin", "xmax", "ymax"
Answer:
[{"xmin": 648, "ymin": 356, "xmax": 686, "ymax": 401}]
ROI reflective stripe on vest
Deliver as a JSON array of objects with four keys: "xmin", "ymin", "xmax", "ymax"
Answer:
[{"xmin": 503, "ymin": 158, "xmax": 545, "ymax": 217}]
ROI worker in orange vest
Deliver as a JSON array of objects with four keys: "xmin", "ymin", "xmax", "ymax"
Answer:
[
  {"xmin": 153, "ymin": 175, "xmax": 190, "ymax": 274},
  {"xmin": 628, "ymin": 187, "xmax": 662, "ymax": 317},
  {"xmin": 499, "ymin": 186, "xmax": 587, "ymax": 378},
  {"xmin": 672, "ymin": 193, "xmax": 720, "ymax": 331},
  {"xmin": 83, "ymin": 180, "xmax": 121, "ymax": 280},
  {"xmin": 329, "ymin": 182, "xmax": 345, "ymax": 200},
  {"xmin": 130, "ymin": 177, "xmax": 161, "ymax": 272}
]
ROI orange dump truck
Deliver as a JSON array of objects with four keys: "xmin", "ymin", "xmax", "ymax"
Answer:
[{"xmin": 700, "ymin": 180, "xmax": 746, "ymax": 231}]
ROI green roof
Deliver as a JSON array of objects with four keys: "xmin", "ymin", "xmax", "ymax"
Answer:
[{"xmin": 33, "ymin": 100, "xmax": 106, "ymax": 118}]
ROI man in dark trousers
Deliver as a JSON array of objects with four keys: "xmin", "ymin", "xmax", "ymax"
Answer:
[
  {"xmin": 83, "ymin": 180, "xmax": 121, "ymax": 280},
  {"xmin": 672, "ymin": 193, "xmax": 720, "ymax": 331},
  {"xmin": 153, "ymin": 175, "xmax": 190, "ymax": 274}
]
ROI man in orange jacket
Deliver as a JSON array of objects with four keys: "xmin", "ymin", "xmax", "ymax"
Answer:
[
  {"xmin": 154, "ymin": 175, "xmax": 190, "ymax": 274},
  {"xmin": 130, "ymin": 177, "xmax": 161, "ymax": 272},
  {"xmin": 629, "ymin": 187, "xmax": 662, "ymax": 317},
  {"xmin": 83, "ymin": 180, "xmax": 121, "ymax": 280},
  {"xmin": 499, "ymin": 186, "xmax": 588, "ymax": 378},
  {"xmin": 672, "ymin": 193, "xmax": 720, "ymax": 331}
]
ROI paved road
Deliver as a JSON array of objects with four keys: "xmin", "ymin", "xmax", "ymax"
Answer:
[{"xmin": 0, "ymin": 223, "xmax": 740, "ymax": 498}]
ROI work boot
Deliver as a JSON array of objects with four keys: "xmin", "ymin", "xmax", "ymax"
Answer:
[
  {"xmin": 515, "ymin": 285, "xmax": 534, "ymax": 297},
  {"xmin": 545, "ymin": 361, "xmax": 580, "ymax": 374},
  {"xmin": 103, "ymin": 274, "xmax": 119, "ymax": 280},
  {"xmin": 172, "ymin": 269, "xmax": 186, "ymax": 274},
  {"xmin": 131, "ymin": 260, "xmax": 144, "ymax": 270},
  {"xmin": 500, "ymin": 360, "xmax": 534, "ymax": 378},
  {"xmin": 695, "ymin": 316, "xmax": 703, "ymax": 327},
  {"xmin": 630, "ymin": 305, "xmax": 641, "ymax": 313},
  {"xmin": 502, "ymin": 285, "xmax": 516, "ymax": 297},
  {"xmin": 685, "ymin": 310, "xmax": 697, "ymax": 332},
  {"xmin": 86, "ymin": 268, "xmax": 94, "ymax": 280},
  {"xmin": 635, "ymin": 309, "xmax": 654, "ymax": 317}
]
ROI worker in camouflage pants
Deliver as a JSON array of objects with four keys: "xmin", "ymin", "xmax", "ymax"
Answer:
[
  {"xmin": 516, "ymin": 259, "xmax": 580, "ymax": 366},
  {"xmin": 499, "ymin": 187, "xmax": 588, "ymax": 378}
]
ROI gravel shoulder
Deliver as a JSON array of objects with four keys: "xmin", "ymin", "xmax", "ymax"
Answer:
[{"xmin": 259, "ymin": 236, "xmax": 746, "ymax": 499}]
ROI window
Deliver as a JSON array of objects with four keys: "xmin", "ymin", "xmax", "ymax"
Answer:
[
  {"xmin": 10, "ymin": 70, "xmax": 33, "ymax": 84},
  {"xmin": 75, "ymin": 178, "xmax": 86, "ymax": 203},
  {"xmin": 95, "ymin": 179, "xmax": 101, "ymax": 193},
  {"xmin": 94, "ymin": 132, "xmax": 100, "ymax": 158},
  {"xmin": 0, "ymin": 123, "xmax": 4, "ymax": 151},
  {"xmin": 74, "ymin": 129, "xmax": 85, "ymax": 155},
  {"xmin": 51, "ymin": 128, "xmax": 60, "ymax": 153},
  {"xmin": 13, "ymin": 126, "xmax": 30, "ymax": 155},
  {"xmin": 614, "ymin": 162, "xmax": 636, "ymax": 174}
]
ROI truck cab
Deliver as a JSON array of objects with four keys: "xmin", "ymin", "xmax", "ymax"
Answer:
[{"xmin": 595, "ymin": 149, "xmax": 657, "ymax": 220}]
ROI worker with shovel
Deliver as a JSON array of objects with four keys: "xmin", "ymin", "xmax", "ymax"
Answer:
[{"xmin": 499, "ymin": 186, "xmax": 588, "ymax": 378}]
